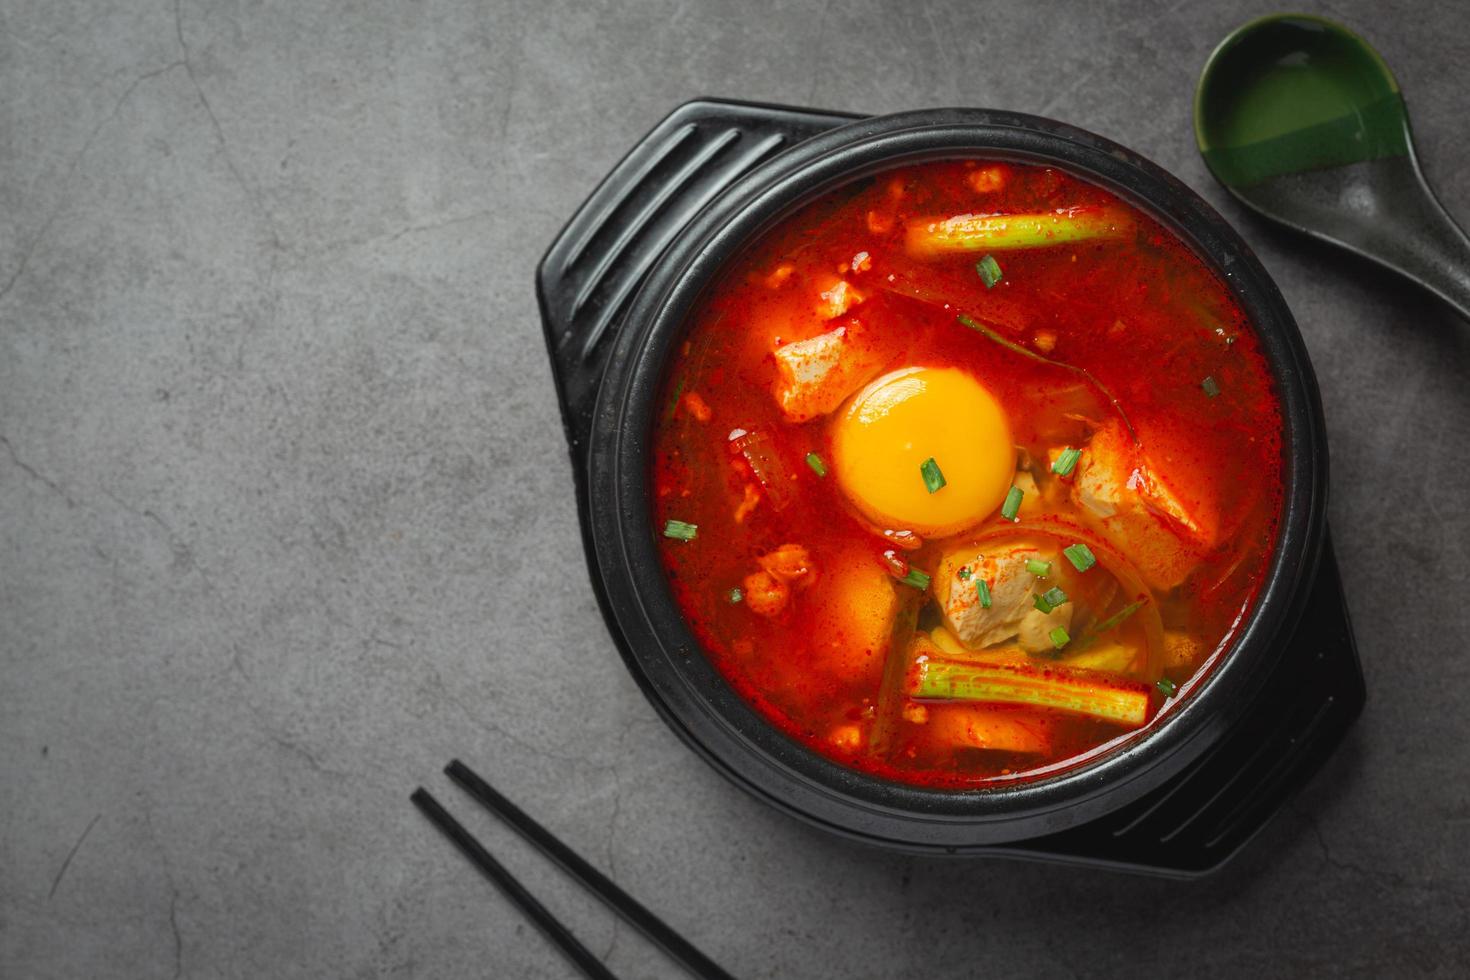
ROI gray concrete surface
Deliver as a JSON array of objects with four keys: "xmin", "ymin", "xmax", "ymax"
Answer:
[{"xmin": 3, "ymin": 1, "xmax": 1468, "ymax": 977}]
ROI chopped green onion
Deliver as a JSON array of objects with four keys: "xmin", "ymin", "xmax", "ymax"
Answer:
[
  {"xmin": 957, "ymin": 313, "xmax": 1034, "ymax": 362},
  {"xmin": 1049, "ymin": 626, "xmax": 1071, "ymax": 649},
  {"xmin": 953, "ymin": 311, "xmax": 1140, "ymax": 446},
  {"xmin": 1026, "ymin": 558, "xmax": 1051, "ymax": 577},
  {"xmin": 1095, "ymin": 600, "xmax": 1144, "ymax": 633},
  {"xmin": 1202, "ymin": 376, "xmax": 1220, "ymax": 398},
  {"xmin": 976, "ymin": 254, "xmax": 1003, "ymax": 288},
  {"xmin": 728, "ymin": 587, "xmax": 744, "ymax": 603},
  {"xmin": 957, "ymin": 566, "xmax": 972, "ymax": 581},
  {"xmin": 805, "ymin": 452, "xmax": 828, "ymax": 477},
  {"xmin": 900, "ymin": 568, "xmax": 931, "ymax": 590},
  {"xmin": 664, "ymin": 375, "xmax": 687, "ymax": 421},
  {"xmin": 1000, "ymin": 486, "xmax": 1023, "ymax": 520},
  {"xmin": 1052, "ymin": 447, "xmax": 1082, "ymax": 476},
  {"xmin": 1069, "ymin": 599, "xmax": 1147, "ymax": 651},
  {"xmin": 977, "ymin": 579, "xmax": 992, "ymax": 608},
  {"xmin": 1063, "ymin": 543, "xmax": 1096, "ymax": 572},
  {"xmin": 1157, "ymin": 677, "xmax": 1178, "ymax": 697},
  {"xmin": 662, "ymin": 519, "xmax": 698, "ymax": 541},
  {"xmin": 1033, "ymin": 588, "xmax": 1068, "ymax": 614},
  {"xmin": 919, "ymin": 457, "xmax": 946, "ymax": 494}
]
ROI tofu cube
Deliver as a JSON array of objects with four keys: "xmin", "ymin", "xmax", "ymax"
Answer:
[
  {"xmin": 936, "ymin": 542, "xmax": 1053, "ymax": 649},
  {"xmin": 1070, "ymin": 421, "xmax": 1214, "ymax": 590}
]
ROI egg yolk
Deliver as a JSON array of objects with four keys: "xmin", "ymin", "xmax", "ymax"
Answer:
[{"xmin": 832, "ymin": 367, "xmax": 1014, "ymax": 537}]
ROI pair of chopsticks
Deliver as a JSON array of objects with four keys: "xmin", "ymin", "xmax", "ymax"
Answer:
[{"xmin": 412, "ymin": 760, "xmax": 736, "ymax": 980}]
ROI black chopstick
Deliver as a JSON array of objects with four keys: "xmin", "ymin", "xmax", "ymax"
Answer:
[
  {"xmin": 445, "ymin": 759, "xmax": 737, "ymax": 980},
  {"xmin": 410, "ymin": 787, "xmax": 620, "ymax": 980}
]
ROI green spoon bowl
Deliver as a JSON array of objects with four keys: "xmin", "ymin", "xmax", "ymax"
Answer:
[{"xmin": 1195, "ymin": 14, "xmax": 1470, "ymax": 320}]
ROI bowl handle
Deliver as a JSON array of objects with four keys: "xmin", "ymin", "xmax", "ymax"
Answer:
[
  {"xmin": 535, "ymin": 98, "xmax": 859, "ymax": 451},
  {"xmin": 1005, "ymin": 532, "xmax": 1365, "ymax": 877}
]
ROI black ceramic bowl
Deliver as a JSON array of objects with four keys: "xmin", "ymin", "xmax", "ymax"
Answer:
[{"xmin": 545, "ymin": 102, "xmax": 1349, "ymax": 861}]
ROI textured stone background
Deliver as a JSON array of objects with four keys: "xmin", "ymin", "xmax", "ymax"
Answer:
[{"xmin": 3, "ymin": 1, "xmax": 1468, "ymax": 977}]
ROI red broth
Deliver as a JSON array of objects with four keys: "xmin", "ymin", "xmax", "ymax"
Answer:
[{"xmin": 651, "ymin": 160, "xmax": 1283, "ymax": 788}]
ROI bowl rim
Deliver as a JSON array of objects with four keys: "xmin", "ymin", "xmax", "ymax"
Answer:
[{"xmin": 585, "ymin": 107, "xmax": 1326, "ymax": 847}]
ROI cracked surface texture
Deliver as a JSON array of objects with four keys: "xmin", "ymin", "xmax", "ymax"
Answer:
[{"xmin": 3, "ymin": 1, "xmax": 1469, "ymax": 977}]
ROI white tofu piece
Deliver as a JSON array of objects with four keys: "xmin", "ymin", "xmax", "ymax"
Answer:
[
  {"xmin": 772, "ymin": 328, "xmax": 848, "ymax": 421},
  {"xmin": 936, "ymin": 542, "xmax": 1051, "ymax": 649},
  {"xmin": 1067, "ymin": 421, "xmax": 1210, "ymax": 590},
  {"xmin": 1069, "ymin": 427, "xmax": 1198, "ymax": 532},
  {"xmin": 770, "ymin": 323, "xmax": 885, "ymax": 422},
  {"xmin": 767, "ymin": 278, "xmax": 881, "ymax": 422}
]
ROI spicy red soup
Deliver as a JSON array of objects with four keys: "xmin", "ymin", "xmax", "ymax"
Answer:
[{"xmin": 652, "ymin": 159, "xmax": 1283, "ymax": 788}]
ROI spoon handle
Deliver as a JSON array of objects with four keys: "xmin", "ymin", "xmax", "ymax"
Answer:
[
  {"xmin": 1372, "ymin": 160, "xmax": 1470, "ymax": 322},
  {"xmin": 1406, "ymin": 204, "xmax": 1470, "ymax": 322},
  {"xmin": 1240, "ymin": 156, "xmax": 1470, "ymax": 323}
]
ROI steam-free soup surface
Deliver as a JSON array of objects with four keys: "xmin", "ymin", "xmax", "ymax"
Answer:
[{"xmin": 653, "ymin": 160, "xmax": 1283, "ymax": 788}]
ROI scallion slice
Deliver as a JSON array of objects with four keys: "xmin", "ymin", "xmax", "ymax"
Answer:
[
  {"xmin": 1157, "ymin": 677, "xmax": 1178, "ymax": 697},
  {"xmin": 977, "ymin": 579, "xmax": 992, "ymax": 608},
  {"xmin": 805, "ymin": 452, "xmax": 828, "ymax": 477},
  {"xmin": 911, "ymin": 660, "xmax": 1148, "ymax": 725},
  {"xmin": 900, "ymin": 568, "xmax": 931, "ymax": 590},
  {"xmin": 1026, "ymin": 558, "xmax": 1051, "ymax": 577},
  {"xmin": 1033, "ymin": 587, "xmax": 1068, "ymax": 614},
  {"xmin": 1049, "ymin": 626, "xmax": 1071, "ymax": 649},
  {"xmin": 1090, "ymin": 599, "xmax": 1145, "ymax": 636},
  {"xmin": 1063, "ymin": 543, "xmax": 1096, "ymax": 572},
  {"xmin": 1052, "ymin": 447, "xmax": 1082, "ymax": 476},
  {"xmin": 728, "ymin": 587, "xmax": 744, "ymax": 603},
  {"xmin": 957, "ymin": 566, "xmax": 972, "ymax": 582},
  {"xmin": 664, "ymin": 376, "xmax": 687, "ymax": 422},
  {"xmin": 663, "ymin": 519, "xmax": 698, "ymax": 541},
  {"xmin": 1202, "ymin": 376, "xmax": 1220, "ymax": 398},
  {"xmin": 976, "ymin": 254, "xmax": 1003, "ymax": 288},
  {"xmin": 1000, "ymin": 486, "xmax": 1023, "ymax": 520},
  {"xmin": 920, "ymin": 457, "xmax": 946, "ymax": 494}
]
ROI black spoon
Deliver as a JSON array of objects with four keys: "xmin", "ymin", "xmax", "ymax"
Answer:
[{"xmin": 1194, "ymin": 13, "xmax": 1470, "ymax": 320}]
